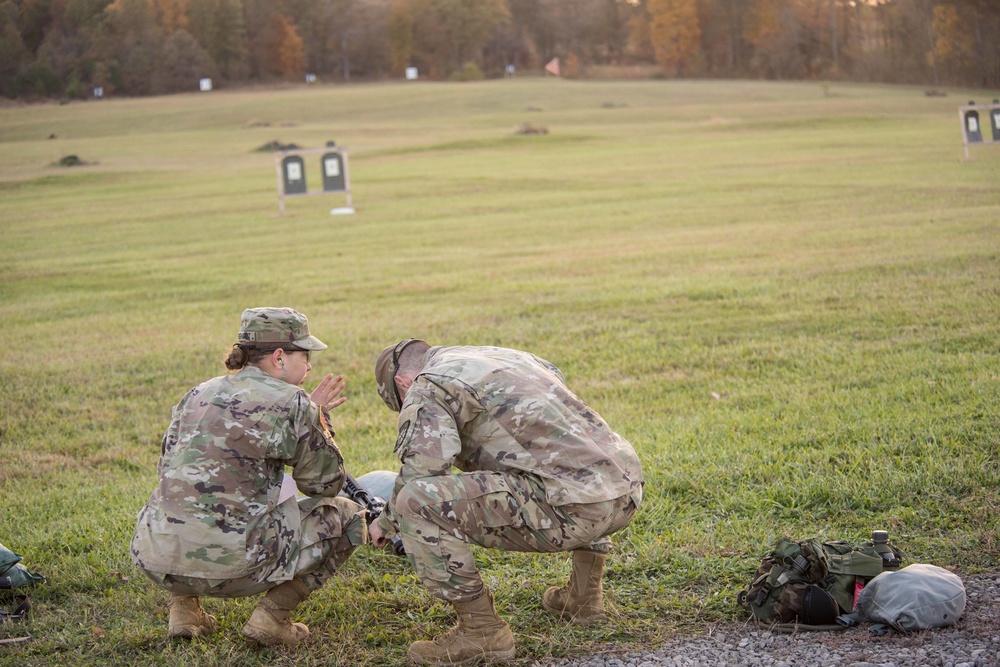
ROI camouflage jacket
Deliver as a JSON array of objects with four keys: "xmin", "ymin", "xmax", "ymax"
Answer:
[
  {"xmin": 131, "ymin": 366, "xmax": 346, "ymax": 581},
  {"xmin": 377, "ymin": 346, "xmax": 644, "ymax": 534}
]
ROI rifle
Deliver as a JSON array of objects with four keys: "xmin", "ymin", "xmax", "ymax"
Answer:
[{"xmin": 343, "ymin": 473, "xmax": 406, "ymax": 556}]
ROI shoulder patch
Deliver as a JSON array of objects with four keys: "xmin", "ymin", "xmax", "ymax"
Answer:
[
  {"xmin": 319, "ymin": 408, "xmax": 335, "ymax": 439},
  {"xmin": 395, "ymin": 420, "xmax": 411, "ymax": 453}
]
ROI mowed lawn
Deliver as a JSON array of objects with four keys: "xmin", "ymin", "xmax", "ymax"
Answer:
[{"xmin": 0, "ymin": 78, "xmax": 998, "ymax": 666}]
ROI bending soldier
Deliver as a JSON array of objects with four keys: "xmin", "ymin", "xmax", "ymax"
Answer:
[
  {"xmin": 369, "ymin": 340, "xmax": 644, "ymax": 665},
  {"xmin": 131, "ymin": 308, "xmax": 368, "ymax": 645}
]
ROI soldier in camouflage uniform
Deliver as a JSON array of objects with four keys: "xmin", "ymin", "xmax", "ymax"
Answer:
[
  {"xmin": 131, "ymin": 308, "xmax": 368, "ymax": 646},
  {"xmin": 370, "ymin": 339, "xmax": 644, "ymax": 665}
]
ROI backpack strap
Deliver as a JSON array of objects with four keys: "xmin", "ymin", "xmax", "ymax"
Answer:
[
  {"xmin": 835, "ymin": 611, "xmax": 862, "ymax": 628},
  {"xmin": 770, "ymin": 621, "xmax": 850, "ymax": 634},
  {"xmin": 837, "ymin": 613, "xmax": 894, "ymax": 635},
  {"xmin": 752, "ymin": 561, "xmax": 807, "ymax": 608}
]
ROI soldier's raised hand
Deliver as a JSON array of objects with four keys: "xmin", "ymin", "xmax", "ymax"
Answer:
[{"xmin": 311, "ymin": 373, "xmax": 346, "ymax": 410}]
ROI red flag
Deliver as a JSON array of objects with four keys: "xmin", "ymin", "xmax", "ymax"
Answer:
[{"xmin": 544, "ymin": 57, "xmax": 560, "ymax": 77}]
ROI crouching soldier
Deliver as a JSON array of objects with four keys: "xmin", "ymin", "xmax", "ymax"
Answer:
[
  {"xmin": 131, "ymin": 308, "xmax": 368, "ymax": 645},
  {"xmin": 369, "ymin": 340, "xmax": 644, "ymax": 665}
]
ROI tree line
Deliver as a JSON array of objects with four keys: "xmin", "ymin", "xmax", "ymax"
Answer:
[{"xmin": 2, "ymin": 0, "xmax": 997, "ymax": 100}]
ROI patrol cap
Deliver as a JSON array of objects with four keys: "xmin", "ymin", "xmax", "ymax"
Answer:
[
  {"xmin": 237, "ymin": 307, "xmax": 328, "ymax": 351},
  {"xmin": 374, "ymin": 338, "xmax": 426, "ymax": 412}
]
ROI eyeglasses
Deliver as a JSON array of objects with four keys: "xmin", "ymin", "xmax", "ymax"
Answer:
[
  {"xmin": 389, "ymin": 338, "xmax": 419, "ymax": 408},
  {"xmin": 285, "ymin": 349, "xmax": 311, "ymax": 362}
]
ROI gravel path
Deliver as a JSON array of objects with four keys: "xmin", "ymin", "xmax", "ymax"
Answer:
[{"xmin": 533, "ymin": 573, "xmax": 999, "ymax": 667}]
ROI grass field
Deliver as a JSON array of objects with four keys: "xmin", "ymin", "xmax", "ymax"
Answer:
[{"xmin": 1, "ymin": 77, "xmax": 998, "ymax": 666}]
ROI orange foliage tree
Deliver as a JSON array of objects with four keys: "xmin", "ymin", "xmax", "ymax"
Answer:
[
  {"xmin": 275, "ymin": 14, "xmax": 305, "ymax": 77},
  {"xmin": 152, "ymin": 0, "xmax": 189, "ymax": 33},
  {"xmin": 648, "ymin": 0, "xmax": 701, "ymax": 76}
]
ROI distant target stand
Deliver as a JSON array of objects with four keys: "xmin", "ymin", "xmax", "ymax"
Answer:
[
  {"xmin": 275, "ymin": 143, "xmax": 354, "ymax": 215},
  {"xmin": 959, "ymin": 99, "xmax": 1000, "ymax": 160}
]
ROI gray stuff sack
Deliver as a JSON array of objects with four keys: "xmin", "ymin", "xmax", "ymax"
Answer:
[
  {"xmin": 0, "ymin": 542, "xmax": 45, "ymax": 589},
  {"xmin": 836, "ymin": 563, "xmax": 966, "ymax": 634}
]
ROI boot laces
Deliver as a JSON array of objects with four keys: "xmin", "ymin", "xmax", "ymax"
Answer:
[{"xmin": 433, "ymin": 622, "xmax": 464, "ymax": 646}]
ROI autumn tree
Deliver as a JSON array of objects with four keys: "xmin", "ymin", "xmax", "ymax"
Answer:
[
  {"xmin": 625, "ymin": 3, "xmax": 654, "ymax": 63},
  {"xmin": 388, "ymin": 0, "xmax": 413, "ymax": 75},
  {"xmin": 408, "ymin": 0, "xmax": 509, "ymax": 77},
  {"xmin": 4, "ymin": 0, "xmax": 1000, "ymax": 99},
  {"xmin": 331, "ymin": 0, "xmax": 393, "ymax": 80},
  {"xmin": 152, "ymin": 0, "xmax": 187, "ymax": 32},
  {"xmin": 695, "ymin": 0, "xmax": 751, "ymax": 74},
  {"xmin": 743, "ymin": 0, "xmax": 823, "ymax": 78},
  {"xmin": 278, "ymin": 0, "xmax": 333, "ymax": 77},
  {"xmin": 274, "ymin": 13, "xmax": 304, "ymax": 77},
  {"xmin": 648, "ymin": 0, "xmax": 701, "ymax": 76},
  {"xmin": 929, "ymin": 0, "xmax": 993, "ymax": 87}
]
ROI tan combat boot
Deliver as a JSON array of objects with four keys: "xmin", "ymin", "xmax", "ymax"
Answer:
[
  {"xmin": 241, "ymin": 578, "xmax": 312, "ymax": 646},
  {"xmin": 407, "ymin": 587, "xmax": 516, "ymax": 666},
  {"xmin": 541, "ymin": 550, "xmax": 608, "ymax": 625},
  {"xmin": 167, "ymin": 594, "xmax": 218, "ymax": 638}
]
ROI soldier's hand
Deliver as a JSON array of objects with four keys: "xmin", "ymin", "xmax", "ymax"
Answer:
[
  {"xmin": 311, "ymin": 373, "xmax": 346, "ymax": 411},
  {"xmin": 369, "ymin": 520, "xmax": 389, "ymax": 548}
]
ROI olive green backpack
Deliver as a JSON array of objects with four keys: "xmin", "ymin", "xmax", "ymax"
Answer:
[{"xmin": 737, "ymin": 534, "xmax": 905, "ymax": 630}]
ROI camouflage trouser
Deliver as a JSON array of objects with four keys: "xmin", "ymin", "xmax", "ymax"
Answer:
[
  {"xmin": 142, "ymin": 495, "xmax": 367, "ymax": 598},
  {"xmin": 393, "ymin": 472, "xmax": 637, "ymax": 602}
]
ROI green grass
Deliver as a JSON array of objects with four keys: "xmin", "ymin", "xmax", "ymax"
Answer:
[{"xmin": 1, "ymin": 77, "xmax": 998, "ymax": 665}]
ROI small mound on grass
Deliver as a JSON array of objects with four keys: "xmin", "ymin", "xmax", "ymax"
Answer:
[
  {"xmin": 515, "ymin": 123, "xmax": 548, "ymax": 135},
  {"xmin": 54, "ymin": 155, "xmax": 92, "ymax": 167},
  {"xmin": 254, "ymin": 140, "xmax": 301, "ymax": 152}
]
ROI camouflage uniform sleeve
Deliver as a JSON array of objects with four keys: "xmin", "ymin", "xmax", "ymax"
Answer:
[
  {"xmin": 377, "ymin": 380, "xmax": 464, "ymax": 533},
  {"xmin": 158, "ymin": 396, "xmax": 184, "ymax": 465},
  {"xmin": 530, "ymin": 353, "xmax": 566, "ymax": 385},
  {"xmin": 281, "ymin": 392, "xmax": 347, "ymax": 498}
]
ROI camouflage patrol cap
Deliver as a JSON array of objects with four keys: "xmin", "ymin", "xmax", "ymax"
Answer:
[
  {"xmin": 237, "ymin": 307, "xmax": 328, "ymax": 351},
  {"xmin": 374, "ymin": 338, "xmax": 426, "ymax": 412}
]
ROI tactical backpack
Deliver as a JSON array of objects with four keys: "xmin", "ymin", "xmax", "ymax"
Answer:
[{"xmin": 737, "ymin": 533, "xmax": 904, "ymax": 629}]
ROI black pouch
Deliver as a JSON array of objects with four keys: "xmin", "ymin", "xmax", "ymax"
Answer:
[{"xmin": 800, "ymin": 584, "xmax": 839, "ymax": 625}]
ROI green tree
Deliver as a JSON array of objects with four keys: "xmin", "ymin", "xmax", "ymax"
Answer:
[
  {"xmin": 20, "ymin": 0, "xmax": 54, "ymax": 53},
  {"xmin": 0, "ymin": 3, "xmax": 30, "ymax": 96},
  {"xmin": 280, "ymin": 0, "xmax": 334, "ymax": 77},
  {"xmin": 410, "ymin": 0, "xmax": 508, "ymax": 77},
  {"xmin": 65, "ymin": 0, "xmax": 115, "ymax": 28},
  {"xmin": 161, "ymin": 28, "xmax": 216, "ymax": 91},
  {"xmin": 88, "ymin": 0, "xmax": 166, "ymax": 94},
  {"xmin": 187, "ymin": 0, "xmax": 247, "ymax": 80}
]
